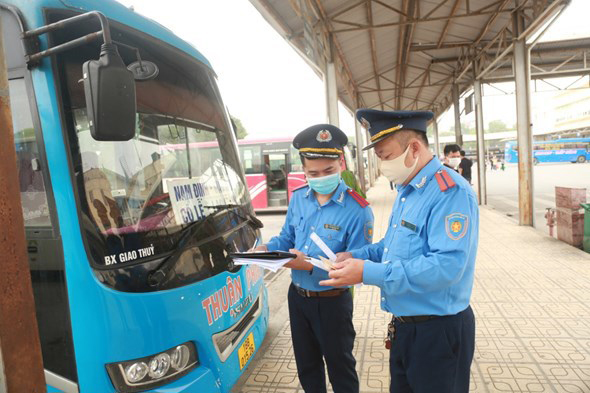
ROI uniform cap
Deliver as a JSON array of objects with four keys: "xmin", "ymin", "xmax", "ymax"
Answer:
[
  {"xmin": 356, "ymin": 109, "xmax": 433, "ymax": 150},
  {"xmin": 293, "ymin": 124, "xmax": 348, "ymax": 159}
]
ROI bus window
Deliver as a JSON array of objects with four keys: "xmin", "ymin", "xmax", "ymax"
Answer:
[
  {"xmin": 239, "ymin": 146, "xmax": 262, "ymax": 174},
  {"xmin": 10, "ymin": 79, "xmax": 52, "ymax": 227},
  {"xmin": 54, "ymin": 23, "xmax": 257, "ymax": 292}
]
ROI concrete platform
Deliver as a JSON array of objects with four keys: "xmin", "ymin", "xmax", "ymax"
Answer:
[{"xmin": 234, "ymin": 177, "xmax": 590, "ymax": 393}]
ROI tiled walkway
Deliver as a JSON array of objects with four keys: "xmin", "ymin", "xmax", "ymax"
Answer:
[{"xmin": 236, "ymin": 177, "xmax": 590, "ymax": 393}]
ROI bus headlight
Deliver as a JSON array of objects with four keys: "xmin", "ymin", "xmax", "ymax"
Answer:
[
  {"xmin": 106, "ymin": 341, "xmax": 198, "ymax": 392},
  {"xmin": 171, "ymin": 345, "xmax": 191, "ymax": 370},
  {"xmin": 148, "ymin": 353, "xmax": 170, "ymax": 379},
  {"xmin": 125, "ymin": 362, "xmax": 148, "ymax": 383}
]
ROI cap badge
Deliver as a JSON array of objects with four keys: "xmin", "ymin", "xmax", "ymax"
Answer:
[{"xmin": 317, "ymin": 130, "xmax": 332, "ymax": 142}]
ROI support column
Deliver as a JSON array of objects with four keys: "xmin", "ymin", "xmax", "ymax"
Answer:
[
  {"xmin": 324, "ymin": 61, "xmax": 339, "ymax": 126},
  {"xmin": 366, "ymin": 130, "xmax": 375, "ymax": 186},
  {"xmin": 432, "ymin": 115, "xmax": 441, "ymax": 157},
  {"xmin": 452, "ymin": 83, "xmax": 463, "ymax": 146},
  {"xmin": 354, "ymin": 119, "xmax": 367, "ymax": 193},
  {"xmin": 0, "ymin": 20, "xmax": 45, "ymax": 392},
  {"xmin": 371, "ymin": 149, "xmax": 378, "ymax": 184},
  {"xmin": 514, "ymin": 38, "xmax": 534, "ymax": 226},
  {"xmin": 473, "ymin": 77, "xmax": 487, "ymax": 205}
]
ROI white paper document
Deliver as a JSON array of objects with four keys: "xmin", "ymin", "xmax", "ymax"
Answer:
[
  {"xmin": 310, "ymin": 232, "xmax": 337, "ymax": 261},
  {"xmin": 230, "ymin": 251, "xmax": 296, "ymax": 272},
  {"xmin": 232, "ymin": 258, "xmax": 291, "ymax": 272},
  {"xmin": 306, "ymin": 255, "xmax": 336, "ymax": 272}
]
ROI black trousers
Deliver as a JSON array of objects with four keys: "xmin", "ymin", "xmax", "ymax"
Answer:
[
  {"xmin": 288, "ymin": 284, "xmax": 359, "ymax": 393},
  {"xmin": 389, "ymin": 306, "xmax": 475, "ymax": 393}
]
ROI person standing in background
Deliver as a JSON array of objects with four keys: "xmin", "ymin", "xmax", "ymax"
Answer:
[
  {"xmin": 443, "ymin": 144, "xmax": 461, "ymax": 172},
  {"xmin": 458, "ymin": 150, "xmax": 473, "ymax": 184}
]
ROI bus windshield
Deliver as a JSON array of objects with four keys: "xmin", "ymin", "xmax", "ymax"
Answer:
[{"xmin": 54, "ymin": 16, "xmax": 256, "ymax": 291}]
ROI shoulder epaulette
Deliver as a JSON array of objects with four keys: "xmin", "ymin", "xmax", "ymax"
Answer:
[
  {"xmin": 292, "ymin": 184, "xmax": 309, "ymax": 192},
  {"xmin": 434, "ymin": 169, "xmax": 456, "ymax": 192},
  {"xmin": 347, "ymin": 189, "xmax": 370, "ymax": 208}
]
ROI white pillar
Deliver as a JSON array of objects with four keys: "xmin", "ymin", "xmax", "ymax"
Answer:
[
  {"xmin": 354, "ymin": 119, "xmax": 367, "ymax": 193},
  {"xmin": 324, "ymin": 61, "xmax": 339, "ymax": 126},
  {"xmin": 452, "ymin": 83, "xmax": 463, "ymax": 146},
  {"xmin": 432, "ymin": 116, "xmax": 441, "ymax": 157},
  {"xmin": 514, "ymin": 38, "xmax": 534, "ymax": 226},
  {"xmin": 366, "ymin": 130, "xmax": 375, "ymax": 186},
  {"xmin": 473, "ymin": 78, "xmax": 487, "ymax": 205}
]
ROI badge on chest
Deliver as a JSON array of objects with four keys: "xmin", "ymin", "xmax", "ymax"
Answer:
[
  {"xmin": 400, "ymin": 220, "xmax": 417, "ymax": 232},
  {"xmin": 324, "ymin": 224, "xmax": 341, "ymax": 231}
]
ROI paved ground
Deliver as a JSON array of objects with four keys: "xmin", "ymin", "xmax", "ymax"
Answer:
[
  {"xmin": 473, "ymin": 162, "xmax": 589, "ymax": 232},
  {"xmin": 235, "ymin": 176, "xmax": 590, "ymax": 393}
]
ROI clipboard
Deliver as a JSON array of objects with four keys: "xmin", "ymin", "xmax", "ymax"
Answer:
[{"xmin": 230, "ymin": 251, "xmax": 297, "ymax": 260}]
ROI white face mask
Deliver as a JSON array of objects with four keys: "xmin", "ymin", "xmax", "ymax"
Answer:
[
  {"xmin": 448, "ymin": 157, "xmax": 461, "ymax": 168},
  {"xmin": 380, "ymin": 145, "xmax": 418, "ymax": 185}
]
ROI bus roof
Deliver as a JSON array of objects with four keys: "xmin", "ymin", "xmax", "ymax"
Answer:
[
  {"xmin": 1, "ymin": 0, "xmax": 213, "ymax": 70},
  {"xmin": 238, "ymin": 137, "xmax": 294, "ymax": 146},
  {"xmin": 506, "ymin": 137, "xmax": 590, "ymax": 146}
]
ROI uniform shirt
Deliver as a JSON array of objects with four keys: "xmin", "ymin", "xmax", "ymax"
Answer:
[
  {"xmin": 266, "ymin": 180, "xmax": 374, "ymax": 291},
  {"xmin": 351, "ymin": 157, "xmax": 478, "ymax": 316}
]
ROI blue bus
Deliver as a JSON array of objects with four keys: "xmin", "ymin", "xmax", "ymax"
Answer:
[
  {"xmin": 1, "ymin": 1, "xmax": 268, "ymax": 391},
  {"xmin": 505, "ymin": 138, "xmax": 590, "ymax": 164}
]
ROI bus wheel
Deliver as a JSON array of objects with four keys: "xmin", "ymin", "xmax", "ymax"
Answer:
[
  {"xmin": 533, "ymin": 158, "xmax": 539, "ymax": 165},
  {"xmin": 577, "ymin": 156, "xmax": 586, "ymax": 163}
]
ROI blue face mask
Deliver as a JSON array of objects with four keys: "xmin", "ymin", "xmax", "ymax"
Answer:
[{"xmin": 307, "ymin": 173, "xmax": 341, "ymax": 195}]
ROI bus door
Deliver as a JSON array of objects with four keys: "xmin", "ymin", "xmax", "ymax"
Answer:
[
  {"xmin": 239, "ymin": 144, "xmax": 267, "ymax": 209},
  {"xmin": 263, "ymin": 153, "xmax": 288, "ymax": 207}
]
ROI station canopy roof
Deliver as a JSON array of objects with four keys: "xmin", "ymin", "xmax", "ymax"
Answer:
[{"xmin": 250, "ymin": 0, "xmax": 586, "ymax": 116}]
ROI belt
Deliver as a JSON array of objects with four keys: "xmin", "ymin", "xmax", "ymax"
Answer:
[
  {"xmin": 394, "ymin": 315, "xmax": 439, "ymax": 323},
  {"xmin": 293, "ymin": 285, "xmax": 348, "ymax": 298}
]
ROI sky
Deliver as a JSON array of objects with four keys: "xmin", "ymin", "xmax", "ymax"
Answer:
[{"xmin": 115, "ymin": 0, "xmax": 590, "ymax": 140}]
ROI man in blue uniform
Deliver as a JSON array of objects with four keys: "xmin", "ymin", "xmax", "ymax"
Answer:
[
  {"xmin": 254, "ymin": 124, "xmax": 373, "ymax": 393},
  {"xmin": 321, "ymin": 110, "xmax": 479, "ymax": 393}
]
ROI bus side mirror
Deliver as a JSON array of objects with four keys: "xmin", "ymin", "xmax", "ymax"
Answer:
[{"xmin": 83, "ymin": 43, "xmax": 136, "ymax": 141}]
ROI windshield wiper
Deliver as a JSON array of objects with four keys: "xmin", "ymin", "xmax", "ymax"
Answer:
[
  {"xmin": 204, "ymin": 204, "xmax": 264, "ymax": 230},
  {"xmin": 146, "ymin": 204, "xmax": 262, "ymax": 288}
]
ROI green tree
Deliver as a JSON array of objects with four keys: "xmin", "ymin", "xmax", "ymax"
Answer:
[
  {"xmin": 231, "ymin": 116, "xmax": 248, "ymax": 139},
  {"xmin": 488, "ymin": 120, "xmax": 508, "ymax": 133}
]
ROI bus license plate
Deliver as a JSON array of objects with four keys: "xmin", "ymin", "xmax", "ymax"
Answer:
[{"xmin": 238, "ymin": 333, "xmax": 255, "ymax": 369}]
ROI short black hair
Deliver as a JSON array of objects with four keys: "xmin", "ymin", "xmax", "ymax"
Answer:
[
  {"xmin": 300, "ymin": 154, "xmax": 340, "ymax": 166},
  {"xmin": 393, "ymin": 130, "xmax": 429, "ymax": 148},
  {"xmin": 460, "ymin": 150, "xmax": 466, "ymax": 156},
  {"xmin": 444, "ymin": 144, "xmax": 461, "ymax": 156}
]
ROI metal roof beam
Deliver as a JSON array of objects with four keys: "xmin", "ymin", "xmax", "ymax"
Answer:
[
  {"xmin": 331, "ymin": 7, "xmax": 523, "ymax": 33},
  {"xmin": 372, "ymin": 0, "xmax": 407, "ymax": 17},
  {"xmin": 396, "ymin": 0, "xmax": 417, "ymax": 108},
  {"xmin": 308, "ymin": 0, "xmax": 363, "ymax": 106},
  {"xmin": 329, "ymin": 0, "xmax": 365, "ymax": 19},
  {"xmin": 410, "ymin": 63, "xmax": 432, "ymax": 110},
  {"xmin": 473, "ymin": 0, "xmax": 511, "ymax": 46},
  {"xmin": 423, "ymin": 0, "xmax": 451, "ymax": 20},
  {"xmin": 411, "ymin": 40, "xmax": 494, "ymax": 51},
  {"xmin": 437, "ymin": 0, "xmax": 463, "ymax": 49},
  {"xmin": 366, "ymin": 0, "xmax": 384, "ymax": 110}
]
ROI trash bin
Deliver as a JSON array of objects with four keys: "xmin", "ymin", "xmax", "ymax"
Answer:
[{"xmin": 582, "ymin": 203, "xmax": 590, "ymax": 253}]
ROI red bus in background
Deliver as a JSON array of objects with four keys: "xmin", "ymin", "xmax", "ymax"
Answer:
[
  {"xmin": 237, "ymin": 138, "xmax": 306, "ymax": 211},
  {"xmin": 237, "ymin": 138, "xmax": 358, "ymax": 211}
]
